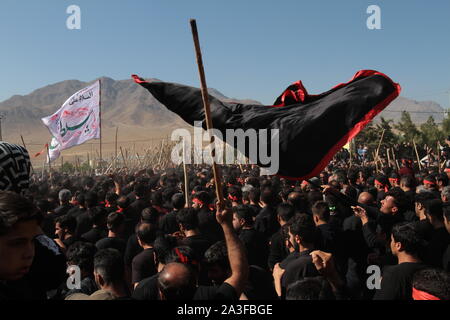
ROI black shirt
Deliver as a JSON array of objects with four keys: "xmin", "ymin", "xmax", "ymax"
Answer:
[
  {"xmin": 62, "ymin": 236, "xmax": 79, "ymax": 249},
  {"xmin": 179, "ymin": 235, "xmax": 212, "ymax": 262},
  {"xmin": 373, "ymin": 262, "xmax": 427, "ymax": 300},
  {"xmin": 132, "ymin": 273, "xmax": 159, "ymax": 300},
  {"xmin": 132, "ymin": 248, "xmax": 157, "ymax": 284},
  {"xmin": 279, "ymin": 251, "xmax": 300, "ymax": 269},
  {"xmin": 96, "ymin": 237, "xmax": 127, "ymax": 256},
  {"xmin": 81, "ymin": 227, "xmax": 107, "ymax": 244},
  {"xmin": 124, "ymin": 234, "xmax": 143, "ymax": 267},
  {"xmin": 248, "ymin": 204, "xmax": 261, "ymax": 218},
  {"xmin": 423, "ymin": 227, "xmax": 450, "ymax": 268},
  {"xmin": 244, "ymin": 265, "xmax": 278, "ymax": 300},
  {"xmin": 281, "ymin": 250, "xmax": 319, "ymax": 296},
  {"xmin": 197, "ymin": 208, "xmax": 224, "ymax": 244},
  {"xmin": 54, "ymin": 204, "xmax": 73, "ymax": 217},
  {"xmin": 238, "ymin": 228, "xmax": 268, "ymax": 270},
  {"xmin": 268, "ymin": 229, "xmax": 289, "ymax": 270},
  {"xmin": 129, "ymin": 198, "xmax": 150, "ymax": 216},
  {"xmin": 66, "ymin": 207, "xmax": 86, "ymax": 219}
]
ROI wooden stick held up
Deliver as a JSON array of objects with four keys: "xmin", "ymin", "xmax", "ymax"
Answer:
[
  {"xmin": 413, "ymin": 140, "xmax": 422, "ymax": 171},
  {"xmin": 190, "ymin": 19, "xmax": 224, "ymax": 206}
]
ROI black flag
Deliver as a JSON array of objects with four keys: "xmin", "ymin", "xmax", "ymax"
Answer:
[{"xmin": 132, "ymin": 70, "xmax": 400, "ymax": 180}]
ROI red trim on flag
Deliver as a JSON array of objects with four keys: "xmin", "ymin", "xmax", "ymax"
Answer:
[
  {"xmin": 275, "ymin": 70, "xmax": 401, "ymax": 181},
  {"xmin": 131, "ymin": 74, "xmax": 148, "ymax": 84},
  {"xmin": 34, "ymin": 144, "xmax": 49, "ymax": 158},
  {"xmin": 273, "ymin": 81, "xmax": 309, "ymax": 107}
]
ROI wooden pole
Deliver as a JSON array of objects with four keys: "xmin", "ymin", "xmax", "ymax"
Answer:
[
  {"xmin": 20, "ymin": 135, "xmax": 35, "ymax": 176},
  {"xmin": 438, "ymin": 141, "xmax": 441, "ymax": 173},
  {"xmin": 115, "ymin": 127, "xmax": 118, "ymax": 170},
  {"xmin": 386, "ymin": 148, "xmax": 391, "ymax": 167},
  {"xmin": 20, "ymin": 135, "xmax": 27, "ymax": 149},
  {"xmin": 413, "ymin": 140, "xmax": 422, "ymax": 170},
  {"xmin": 391, "ymin": 148, "xmax": 400, "ymax": 171},
  {"xmin": 183, "ymin": 141, "xmax": 190, "ymax": 207},
  {"xmin": 190, "ymin": 19, "xmax": 224, "ymax": 206},
  {"xmin": 61, "ymin": 156, "xmax": 64, "ymax": 173},
  {"xmin": 42, "ymin": 158, "xmax": 45, "ymax": 180},
  {"xmin": 375, "ymin": 129, "xmax": 386, "ymax": 164},
  {"xmin": 136, "ymin": 152, "xmax": 143, "ymax": 169},
  {"xmin": 46, "ymin": 143, "xmax": 52, "ymax": 172},
  {"xmin": 373, "ymin": 151, "xmax": 379, "ymax": 173},
  {"xmin": 157, "ymin": 140, "xmax": 164, "ymax": 167},
  {"xmin": 120, "ymin": 146, "xmax": 127, "ymax": 168},
  {"xmin": 87, "ymin": 152, "xmax": 90, "ymax": 174}
]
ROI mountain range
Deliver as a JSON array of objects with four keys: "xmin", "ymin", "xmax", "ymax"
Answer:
[{"xmin": 0, "ymin": 77, "xmax": 445, "ymax": 163}]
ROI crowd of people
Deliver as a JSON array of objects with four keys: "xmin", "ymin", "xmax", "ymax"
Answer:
[{"xmin": 0, "ymin": 140, "xmax": 449, "ymax": 301}]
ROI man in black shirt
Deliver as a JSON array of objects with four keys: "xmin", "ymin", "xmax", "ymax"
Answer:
[
  {"xmin": 81, "ymin": 207, "xmax": 108, "ymax": 244},
  {"xmin": 159, "ymin": 193, "xmax": 184, "ymax": 235},
  {"xmin": 243, "ymin": 188, "xmax": 261, "ymax": 218},
  {"xmin": 423, "ymin": 199, "xmax": 450, "ymax": 268},
  {"xmin": 193, "ymin": 191, "xmax": 223, "ymax": 244},
  {"xmin": 176, "ymin": 208, "xmax": 212, "ymax": 262},
  {"xmin": 232, "ymin": 205, "xmax": 268, "ymax": 270},
  {"xmin": 129, "ymin": 183, "xmax": 151, "ymax": 220},
  {"xmin": 96, "ymin": 212, "xmax": 127, "ymax": 256},
  {"xmin": 54, "ymin": 215, "xmax": 78, "ymax": 251},
  {"xmin": 54, "ymin": 189, "xmax": 73, "ymax": 217},
  {"xmin": 268, "ymin": 203, "xmax": 295, "ymax": 270},
  {"xmin": 274, "ymin": 214, "xmax": 320, "ymax": 298},
  {"xmin": 66, "ymin": 193, "xmax": 87, "ymax": 218},
  {"xmin": 373, "ymin": 222, "xmax": 427, "ymax": 300},
  {"xmin": 255, "ymin": 189, "xmax": 279, "ymax": 240},
  {"xmin": 75, "ymin": 192, "xmax": 98, "ymax": 238},
  {"xmin": 132, "ymin": 222, "xmax": 158, "ymax": 288},
  {"xmin": 312, "ymin": 201, "xmax": 342, "ymax": 254}
]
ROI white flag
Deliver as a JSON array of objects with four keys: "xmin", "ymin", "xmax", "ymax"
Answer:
[
  {"xmin": 47, "ymin": 137, "xmax": 61, "ymax": 163},
  {"xmin": 42, "ymin": 80, "xmax": 100, "ymax": 151}
]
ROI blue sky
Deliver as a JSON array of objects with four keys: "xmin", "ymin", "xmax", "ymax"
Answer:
[{"xmin": 0, "ymin": 0, "xmax": 449, "ymax": 108}]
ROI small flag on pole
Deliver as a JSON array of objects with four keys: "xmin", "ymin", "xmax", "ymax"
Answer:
[
  {"xmin": 47, "ymin": 137, "xmax": 61, "ymax": 163},
  {"xmin": 34, "ymin": 143, "xmax": 49, "ymax": 158}
]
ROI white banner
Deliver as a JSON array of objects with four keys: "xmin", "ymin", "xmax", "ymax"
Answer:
[
  {"xmin": 42, "ymin": 80, "xmax": 100, "ymax": 151},
  {"xmin": 47, "ymin": 137, "xmax": 61, "ymax": 163}
]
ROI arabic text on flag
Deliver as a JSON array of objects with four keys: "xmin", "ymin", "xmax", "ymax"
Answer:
[{"xmin": 41, "ymin": 80, "xmax": 100, "ymax": 151}]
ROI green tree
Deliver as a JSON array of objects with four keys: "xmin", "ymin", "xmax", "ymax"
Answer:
[
  {"xmin": 419, "ymin": 116, "xmax": 444, "ymax": 148},
  {"xmin": 61, "ymin": 162, "xmax": 75, "ymax": 173},
  {"xmin": 375, "ymin": 117, "xmax": 398, "ymax": 148},
  {"xmin": 394, "ymin": 111, "xmax": 420, "ymax": 143},
  {"xmin": 441, "ymin": 112, "xmax": 450, "ymax": 138}
]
